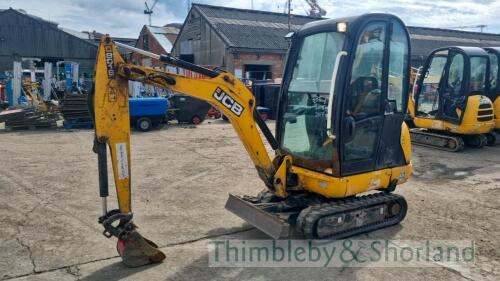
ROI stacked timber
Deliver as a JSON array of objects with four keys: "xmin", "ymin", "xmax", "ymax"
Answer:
[
  {"xmin": 0, "ymin": 107, "xmax": 58, "ymax": 130},
  {"xmin": 59, "ymin": 93, "xmax": 92, "ymax": 123}
]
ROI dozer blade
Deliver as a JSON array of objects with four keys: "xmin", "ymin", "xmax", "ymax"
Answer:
[
  {"xmin": 225, "ymin": 193, "xmax": 290, "ymax": 239},
  {"xmin": 116, "ymin": 230, "xmax": 166, "ymax": 268}
]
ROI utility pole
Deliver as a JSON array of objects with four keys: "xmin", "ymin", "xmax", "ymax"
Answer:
[
  {"xmin": 251, "ymin": 0, "xmax": 254, "ymax": 9},
  {"xmin": 287, "ymin": 0, "xmax": 292, "ymax": 31},
  {"xmin": 187, "ymin": 0, "xmax": 191, "ymax": 14}
]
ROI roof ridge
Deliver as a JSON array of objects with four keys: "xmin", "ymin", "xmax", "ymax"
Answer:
[
  {"xmin": 192, "ymin": 3, "xmax": 320, "ymax": 20},
  {"xmin": 1, "ymin": 8, "xmax": 98, "ymax": 48},
  {"xmin": 407, "ymin": 25, "xmax": 500, "ymax": 37}
]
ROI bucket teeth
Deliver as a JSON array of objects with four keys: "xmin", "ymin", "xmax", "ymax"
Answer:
[{"xmin": 116, "ymin": 230, "xmax": 166, "ymax": 267}]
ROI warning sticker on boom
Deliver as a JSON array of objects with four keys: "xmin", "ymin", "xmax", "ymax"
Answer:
[{"xmin": 116, "ymin": 143, "xmax": 129, "ymax": 180}]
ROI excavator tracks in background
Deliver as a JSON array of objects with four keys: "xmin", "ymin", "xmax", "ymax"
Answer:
[
  {"xmin": 410, "ymin": 128, "xmax": 498, "ymax": 151},
  {"xmin": 410, "ymin": 129, "xmax": 466, "ymax": 152}
]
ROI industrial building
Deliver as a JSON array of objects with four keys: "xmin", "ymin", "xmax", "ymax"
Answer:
[
  {"xmin": 172, "ymin": 4, "xmax": 500, "ymax": 81},
  {"xmin": 171, "ymin": 4, "xmax": 319, "ymax": 81},
  {"xmin": 0, "ymin": 8, "xmax": 98, "ymax": 74}
]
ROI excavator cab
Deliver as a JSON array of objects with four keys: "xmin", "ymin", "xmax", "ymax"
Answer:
[
  {"xmin": 229, "ymin": 13, "xmax": 413, "ymax": 240},
  {"xmin": 483, "ymin": 47, "xmax": 500, "ymax": 132},
  {"xmin": 91, "ymin": 13, "xmax": 412, "ymax": 267},
  {"xmin": 410, "ymin": 47, "xmax": 496, "ymax": 150},
  {"xmin": 277, "ymin": 13, "xmax": 411, "ymax": 177}
]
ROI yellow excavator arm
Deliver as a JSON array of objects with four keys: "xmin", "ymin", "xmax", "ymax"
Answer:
[
  {"xmin": 94, "ymin": 36, "xmax": 280, "ymax": 212},
  {"xmin": 92, "ymin": 36, "xmax": 286, "ymax": 266}
]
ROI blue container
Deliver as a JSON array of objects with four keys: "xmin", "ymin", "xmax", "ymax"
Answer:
[
  {"xmin": 129, "ymin": 98, "xmax": 168, "ymax": 117},
  {"xmin": 129, "ymin": 98, "xmax": 169, "ymax": 131}
]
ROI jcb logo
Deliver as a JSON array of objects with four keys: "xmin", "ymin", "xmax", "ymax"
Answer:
[
  {"xmin": 213, "ymin": 88, "xmax": 244, "ymax": 117},
  {"xmin": 104, "ymin": 45, "xmax": 115, "ymax": 79}
]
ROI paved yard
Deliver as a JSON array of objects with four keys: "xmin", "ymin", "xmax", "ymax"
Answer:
[{"xmin": 0, "ymin": 121, "xmax": 499, "ymax": 280}]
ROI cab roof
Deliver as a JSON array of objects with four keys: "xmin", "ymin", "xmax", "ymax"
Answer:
[
  {"xmin": 433, "ymin": 46, "xmax": 489, "ymax": 57},
  {"xmin": 296, "ymin": 13, "xmax": 406, "ymax": 37}
]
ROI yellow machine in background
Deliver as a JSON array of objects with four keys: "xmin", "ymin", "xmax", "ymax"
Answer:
[
  {"xmin": 408, "ymin": 46, "xmax": 496, "ymax": 151},
  {"xmin": 91, "ymin": 14, "xmax": 412, "ymax": 267},
  {"xmin": 483, "ymin": 47, "xmax": 500, "ymax": 132}
]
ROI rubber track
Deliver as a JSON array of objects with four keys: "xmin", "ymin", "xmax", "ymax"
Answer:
[
  {"xmin": 410, "ymin": 130, "xmax": 465, "ymax": 152},
  {"xmin": 297, "ymin": 193, "xmax": 407, "ymax": 239}
]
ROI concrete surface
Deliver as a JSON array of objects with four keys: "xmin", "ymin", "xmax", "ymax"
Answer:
[{"xmin": 0, "ymin": 120, "xmax": 499, "ymax": 280}]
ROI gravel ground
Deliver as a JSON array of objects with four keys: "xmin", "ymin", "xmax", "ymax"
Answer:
[{"xmin": 0, "ymin": 120, "xmax": 499, "ymax": 281}]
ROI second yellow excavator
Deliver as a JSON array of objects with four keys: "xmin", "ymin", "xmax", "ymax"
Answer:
[
  {"xmin": 408, "ymin": 46, "xmax": 496, "ymax": 151},
  {"xmin": 483, "ymin": 47, "xmax": 500, "ymax": 133},
  {"xmin": 90, "ymin": 13, "xmax": 412, "ymax": 267}
]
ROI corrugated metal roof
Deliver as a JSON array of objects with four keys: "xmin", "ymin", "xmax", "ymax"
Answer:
[
  {"xmin": 196, "ymin": 4, "xmax": 316, "ymax": 25},
  {"xmin": 194, "ymin": 4, "xmax": 318, "ymax": 51},
  {"xmin": 146, "ymin": 25, "xmax": 179, "ymax": 53},
  {"xmin": 408, "ymin": 26, "xmax": 500, "ymax": 57},
  {"xmin": 208, "ymin": 17, "xmax": 304, "ymax": 30},
  {"xmin": 191, "ymin": 4, "xmax": 500, "ymax": 56},
  {"xmin": 59, "ymin": 27, "xmax": 90, "ymax": 40},
  {"xmin": 0, "ymin": 8, "xmax": 58, "ymax": 26},
  {"xmin": 215, "ymin": 23, "xmax": 292, "ymax": 50}
]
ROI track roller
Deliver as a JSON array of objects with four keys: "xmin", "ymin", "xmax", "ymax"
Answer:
[
  {"xmin": 485, "ymin": 132, "xmax": 498, "ymax": 146},
  {"xmin": 464, "ymin": 134, "xmax": 488, "ymax": 148}
]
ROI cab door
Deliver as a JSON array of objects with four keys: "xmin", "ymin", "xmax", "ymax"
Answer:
[
  {"xmin": 340, "ymin": 20, "xmax": 409, "ymax": 176},
  {"xmin": 439, "ymin": 51, "xmax": 466, "ymax": 124}
]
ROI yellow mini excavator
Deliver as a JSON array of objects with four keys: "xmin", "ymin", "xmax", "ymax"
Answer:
[
  {"xmin": 90, "ymin": 13, "xmax": 412, "ymax": 267},
  {"xmin": 408, "ymin": 46, "xmax": 496, "ymax": 151},
  {"xmin": 483, "ymin": 47, "xmax": 500, "ymax": 133}
]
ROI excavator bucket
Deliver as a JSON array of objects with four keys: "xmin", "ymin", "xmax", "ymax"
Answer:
[{"xmin": 116, "ymin": 230, "xmax": 166, "ymax": 267}]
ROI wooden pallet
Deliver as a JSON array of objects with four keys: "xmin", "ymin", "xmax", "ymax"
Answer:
[
  {"xmin": 5, "ymin": 123, "xmax": 57, "ymax": 131},
  {"xmin": 63, "ymin": 121, "xmax": 94, "ymax": 129}
]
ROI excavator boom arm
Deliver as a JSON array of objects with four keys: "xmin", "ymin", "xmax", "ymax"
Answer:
[{"xmin": 93, "ymin": 36, "xmax": 276, "ymax": 216}]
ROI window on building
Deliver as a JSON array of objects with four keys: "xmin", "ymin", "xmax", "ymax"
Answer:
[
  {"xmin": 180, "ymin": 39, "xmax": 193, "ymax": 55},
  {"xmin": 244, "ymin": 64, "xmax": 272, "ymax": 81},
  {"xmin": 143, "ymin": 33, "xmax": 149, "ymax": 51}
]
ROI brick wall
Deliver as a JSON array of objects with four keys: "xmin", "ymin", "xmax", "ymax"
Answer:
[
  {"xmin": 232, "ymin": 52, "xmax": 285, "ymax": 80},
  {"xmin": 131, "ymin": 26, "xmax": 170, "ymax": 68}
]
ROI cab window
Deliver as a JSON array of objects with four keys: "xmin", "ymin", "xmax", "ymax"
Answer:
[
  {"xmin": 344, "ymin": 22, "xmax": 386, "ymax": 162},
  {"xmin": 281, "ymin": 32, "xmax": 345, "ymax": 163},
  {"xmin": 348, "ymin": 22, "xmax": 385, "ymax": 119},
  {"xmin": 387, "ymin": 23, "xmax": 409, "ymax": 112},
  {"xmin": 443, "ymin": 53, "xmax": 465, "ymax": 119},
  {"xmin": 470, "ymin": 56, "xmax": 487, "ymax": 93},
  {"xmin": 489, "ymin": 53, "xmax": 498, "ymax": 92},
  {"xmin": 446, "ymin": 53, "xmax": 464, "ymax": 97},
  {"xmin": 417, "ymin": 52, "xmax": 447, "ymax": 118}
]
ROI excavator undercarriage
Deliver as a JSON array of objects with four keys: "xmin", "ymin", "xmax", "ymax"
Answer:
[{"xmin": 227, "ymin": 191, "xmax": 408, "ymax": 240}]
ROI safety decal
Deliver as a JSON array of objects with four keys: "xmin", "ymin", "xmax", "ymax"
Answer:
[{"xmin": 116, "ymin": 143, "xmax": 129, "ymax": 180}]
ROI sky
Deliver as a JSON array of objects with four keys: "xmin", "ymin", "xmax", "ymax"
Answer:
[{"xmin": 2, "ymin": 0, "xmax": 500, "ymax": 37}]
